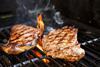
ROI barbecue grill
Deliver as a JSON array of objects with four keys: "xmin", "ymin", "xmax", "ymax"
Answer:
[
  {"xmin": 0, "ymin": 16, "xmax": 100, "ymax": 67},
  {"xmin": 0, "ymin": 0, "xmax": 100, "ymax": 67}
]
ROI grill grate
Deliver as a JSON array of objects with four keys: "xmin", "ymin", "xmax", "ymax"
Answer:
[{"xmin": 0, "ymin": 25, "xmax": 100, "ymax": 67}]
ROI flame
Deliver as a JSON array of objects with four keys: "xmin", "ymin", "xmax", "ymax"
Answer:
[
  {"xmin": 36, "ymin": 15, "xmax": 49, "ymax": 63},
  {"xmin": 37, "ymin": 14, "xmax": 44, "ymax": 36},
  {"xmin": 32, "ymin": 50, "xmax": 42, "ymax": 58},
  {"xmin": 42, "ymin": 58, "xmax": 50, "ymax": 63},
  {"xmin": 36, "ymin": 44, "xmax": 43, "ymax": 51},
  {"xmin": 33, "ymin": 50, "xmax": 49, "ymax": 63},
  {"xmin": 36, "ymin": 45, "xmax": 49, "ymax": 63}
]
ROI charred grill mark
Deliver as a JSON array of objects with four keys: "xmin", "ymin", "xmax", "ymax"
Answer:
[
  {"xmin": 19, "ymin": 32, "xmax": 33, "ymax": 38},
  {"xmin": 53, "ymin": 28, "xmax": 69, "ymax": 43},
  {"xmin": 10, "ymin": 28, "xmax": 35, "ymax": 42},
  {"xmin": 20, "ymin": 28, "xmax": 35, "ymax": 35},
  {"xmin": 43, "ymin": 29, "xmax": 64, "ymax": 51},
  {"xmin": 10, "ymin": 34, "xmax": 33, "ymax": 44},
  {"xmin": 11, "ymin": 25, "xmax": 26, "ymax": 33},
  {"xmin": 43, "ymin": 27, "xmax": 79, "ymax": 53},
  {"xmin": 67, "ymin": 34, "xmax": 75, "ymax": 43},
  {"xmin": 11, "ymin": 24, "xmax": 25, "ymax": 31},
  {"xmin": 55, "ymin": 30, "xmax": 68, "ymax": 45},
  {"xmin": 44, "ymin": 28, "xmax": 70, "ymax": 52},
  {"xmin": 10, "ymin": 37, "xmax": 34, "ymax": 47},
  {"xmin": 11, "ymin": 27, "xmax": 30, "ymax": 36},
  {"xmin": 47, "ymin": 29, "xmax": 64, "ymax": 43},
  {"xmin": 10, "ymin": 28, "xmax": 30, "ymax": 40}
]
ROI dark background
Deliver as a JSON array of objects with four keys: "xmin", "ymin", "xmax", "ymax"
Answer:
[
  {"xmin": 0, "ymin": 0, "xmax": 100, "ymax": 29},
  {"xmin": 52, "ymin": 0, "xmax": 100, "ymax": 29},
  {"xmin": 0, "ymin": 0, "xmax": 17, "ymax": 14}
]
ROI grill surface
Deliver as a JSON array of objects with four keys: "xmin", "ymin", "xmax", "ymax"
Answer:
[{"xmin": 0, "ymin": 21, "xmax": 100, "ymax": 67}]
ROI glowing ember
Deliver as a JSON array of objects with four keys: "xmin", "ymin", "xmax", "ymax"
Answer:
[
  {"xmin": 42, "ymin": 58, "xmax": 50, "ymax": 63},
  {"xmin": 32, "ymin": 50, "xmax": 42, "ymax": 58}
]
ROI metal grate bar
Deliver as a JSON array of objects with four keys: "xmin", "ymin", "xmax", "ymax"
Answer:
[
  {"xmin": 1, "ymin": 28, "xmax": 10, "ymax": 37},
  {"xmin": 53, "ymin": 59, "xmax": 66, "ymax": 66},
  {"xmin": 15, "ymin": 56, "xmax": 24, "ymax": 66},
  {"xmin": 68, "ymin": 63, "xmax": 76, "ymax": 67},
  {"xmin": 47, "ymin": 57, "xmax": 63, "ymax": 67},
  {"xmin": 24, "ymin": 52, "xmax": 39, "ymax": 67},
  {"xmin": 78, "ymin": 61, "xmax": 88, "ymax": 67},
  {"xmin": 82, "ymin": 45, "xmax": 100, "ymax": 56},
  {"xmin": 91, "ymin": 42, "xmax": 100, "ymax": 51},
  {"xmin": 85, "ymin": 50, "xmax": 100, "ymax": 60},
  {"xmin": 30, "ymin": 50, "xmax": 50, "ymax": 67},
  {"xmin": 30, "ymin": 59, "xmax": 39, "ymax": 67},
  {"xmin": 0, "ymin": 32, "xmax": 7, "ymax": 38},
  {"xmin": 0, "ymin": 26, "xmax": 10, "ymax": 31},
  {"xmin": 13, "ymin": 58, "xmax": 39, "ymax": 67},
  {"xmin": 83, "ymin": 56, "xmax": 97, "ymax": 67},
  {"xmin": 81, "ymin": 37, "xmax": 100, "ymax": 45},
  {"xmin": 29, "ymin": 51, "xmax": 49, "ymax": 67}
]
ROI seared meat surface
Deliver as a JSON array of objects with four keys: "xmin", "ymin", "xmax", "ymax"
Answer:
[
  {"xmin": 42, "ymin": 26, "xmax": 85, "ymax": 62},
  {"xmin": 1, "ymin": 15, "xmax": 44, "ymax": 55},
  {"xmin": 1, "ymin": 24, "xmax": 40, "ymax": 54}
]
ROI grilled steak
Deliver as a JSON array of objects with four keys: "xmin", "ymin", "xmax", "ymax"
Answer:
[
  {"xmin": 42, "ymin": 26, "xmax": 85, "ymax": 62},
  {"xmin": 1, "ymin": 15, "xmax": 44, "ymax": 55}
]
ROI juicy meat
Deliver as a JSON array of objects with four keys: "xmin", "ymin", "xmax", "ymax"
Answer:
[
  {"xmin": 1, "ymin": 24, "xmax": 41, "ymax": 55},
  {"xmin": 42, "ymin": 26, "xmax": 85, "ymax": 62}
]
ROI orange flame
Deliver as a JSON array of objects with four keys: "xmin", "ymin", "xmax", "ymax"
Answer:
[
  {"xmin": 37, "ymin": 14, "xmax": 44, "ymax": 36},
  {"xmin": 42, "ymin": 58, "xmax": 50, "ymax": 63},
  {"xmin": 36, "ymin": 15, "xmax": 49, "ymax": 63},
  {"xmin": 36, "ymin": 44, "xmax": 43, "ymax": 51}
]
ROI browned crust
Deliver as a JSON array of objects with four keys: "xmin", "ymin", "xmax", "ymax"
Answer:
[
  {"xmin": 1, "ymin": 24, "xmax": 41, "ymax": 55},
  {"xmin": 42, "ymin": 26, "xmax": 85, "ymax": 62}
]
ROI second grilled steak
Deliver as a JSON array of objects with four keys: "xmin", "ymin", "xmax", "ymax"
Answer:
[{"xmin": 42, "ymin": 26, "xmax": 85, "ymax": 62}]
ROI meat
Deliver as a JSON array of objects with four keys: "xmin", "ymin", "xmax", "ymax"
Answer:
[
  {"xmin": 42, "ymin": 26, "xmax": 85, "ymax": 62},
  {"xmin": 1, "ymin": 15, "xmax": 44, "ymax": 55}
]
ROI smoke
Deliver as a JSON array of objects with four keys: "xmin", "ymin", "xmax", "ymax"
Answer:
[
  {"xmin": 16, "ymin": 0, "xmax": 38, "ymax": 26},
  {"xmin": 53, "ymin": 11, "xmax": 64, "ymax": 25},
  {"xmin": 16, "ymin": 0, "xmax": 51, "ymax": 26},
  {"xmin": 16, "ymin": 0, "xmax": 28, "ymax": 19}
]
